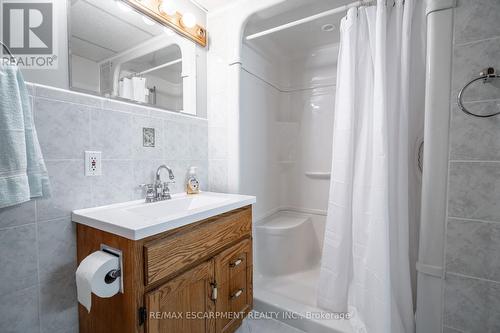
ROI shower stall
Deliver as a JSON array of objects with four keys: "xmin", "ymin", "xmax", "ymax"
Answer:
[
  {"xmin": 238, "ymin": 3, "xmax": 346, "ymax": 332},
  {"xmin": 240, "ymin": 11, "xmax": 340, "ymax": 330},
  {"xmin": 207, "ymin": 0, "xmax": 454, "ymax": 331},
  {"xmin": 234, "ymin": 0, "xmax": 423, "ymax": 332}
]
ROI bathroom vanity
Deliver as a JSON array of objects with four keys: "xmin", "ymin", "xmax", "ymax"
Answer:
[{"xmin": 73, "ymin": 192, "xmax": 256, "ymax": 333}]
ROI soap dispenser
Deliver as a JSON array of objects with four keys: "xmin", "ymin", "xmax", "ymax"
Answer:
[{"xmin": 186, "ymin": 166, "xmax": 200, "ymax": 194}]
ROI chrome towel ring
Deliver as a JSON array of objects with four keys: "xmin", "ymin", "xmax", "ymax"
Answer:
[
  {"xmin": 457, "ymin": 67, "xmax": 500, "ymax": 118},
  {"xmin": 0, "ymin": 40, "xmax": 15, "ymax": 59}
]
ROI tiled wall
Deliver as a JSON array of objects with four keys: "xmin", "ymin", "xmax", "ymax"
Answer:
[
  {"xmin": 206, "ymin": 11, "xmax": 230, "ymax": 194},
  {"xmin": 0, "ymin": 84, "xmax": 208, "ymax": 333},
  {"xmin": 443, "ymin": 1, "xmax": 500, "ymax": 332}
]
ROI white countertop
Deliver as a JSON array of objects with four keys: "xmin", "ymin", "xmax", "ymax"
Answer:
[{"xmin": 72, "ymin": 192, "xmax": 256, "ymax": 240}]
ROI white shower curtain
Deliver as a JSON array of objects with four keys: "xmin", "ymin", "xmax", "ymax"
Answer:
[{"xmin": 318, "ymin": 1, "xmax": 424, "ymax": 332}]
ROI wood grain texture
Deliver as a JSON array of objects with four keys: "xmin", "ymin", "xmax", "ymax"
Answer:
[
  {"xmin": 76, "ymin": 205, "xmax": 253, "ymax": 333},
  {"xmin": 77, "ymin": 224, "xmax": 145, "ymax": 333},
  {"xmin": 144, "ymin": 207, "xmax": 252, "ymax": 285},
  {"xmin": 146, "ymin": 260, "xmax": 215, "ymax": 333},
  {"xmin": 214, "ymin": 239, "xmax": 253, "ymax": 333}
]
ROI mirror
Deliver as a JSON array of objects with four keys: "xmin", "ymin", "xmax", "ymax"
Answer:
[
  {"xmin": 118, "ymin": 45, "xmax": 183, "ymax": 110},
  {"xmin": 68, "ymin": 0, "xmax": 200, "ymax": 115}
]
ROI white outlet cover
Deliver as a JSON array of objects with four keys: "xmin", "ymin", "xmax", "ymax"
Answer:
[{"xmin": 85, "ymin": 151, "xmax": 102, "ymax": 176}]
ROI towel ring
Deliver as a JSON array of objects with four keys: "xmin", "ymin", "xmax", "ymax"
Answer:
[
  {"xmin": 0, "ymin": 41, "xmax": 15, "ymax": 59},
  {"xmin": 457, "ymin": 67, "xmax": 500, "ymax": 118}
]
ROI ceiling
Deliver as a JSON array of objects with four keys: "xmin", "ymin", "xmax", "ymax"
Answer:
[
  {"xmin": 71, "ymin": 0, "xmax": 165, "ymax": 63},
  {"xmin": 71, "ymin": 0, "xmax": 356, "ymax": 64},
  {"xmin": 191, "ymin": 0, "xmax": 233, "ymax": 12},
  {"xmin": 244, "ymin": 0, "xmax": 351, "ymax": 57}
]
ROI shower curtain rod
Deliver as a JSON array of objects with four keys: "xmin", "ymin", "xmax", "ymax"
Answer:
[
  {"xmin": 245, "ymin": 0, "xmax": 375, "ymax": 41},
  {"xmin": 122, "ymin": 58, "xmax": 182, "ymax": 79}
]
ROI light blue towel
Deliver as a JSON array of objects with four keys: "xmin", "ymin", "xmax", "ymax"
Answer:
[{"xmin": 0, "ymin": 65, "xmax": 50, "ymax": 208}]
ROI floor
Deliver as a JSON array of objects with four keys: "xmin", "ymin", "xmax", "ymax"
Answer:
[
  {"xmin": 252, "ymin": 266, "xmax": 353, "ymax": 333},
  {"xmin": 235, "ymin": 312, "xmax": 305, "ymax": 333},
  {"xmin": 254, "ymin": 266, "xmax": 321, "ymax": 306}
]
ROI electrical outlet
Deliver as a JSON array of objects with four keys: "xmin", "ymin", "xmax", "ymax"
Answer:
[{"xmin": 85, "ymin": 151, "xmax": 102, "ymax": 176}]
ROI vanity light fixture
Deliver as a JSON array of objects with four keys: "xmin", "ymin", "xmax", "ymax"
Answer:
[
  {"xmin": 121, "ymin": 0, "xmax": 207, "ymax": 47},
  {"xmin": 180, "ymin": 12, "xmax": 196, "ymax": 28},
  {"xmin": 158, "ymin": 0, "xmax": 177, "ymax": 15}
]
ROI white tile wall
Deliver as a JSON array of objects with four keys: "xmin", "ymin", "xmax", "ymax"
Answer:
[{"xmin": 0, "ymin": 84, "xmax": 208, "ymax": 332}]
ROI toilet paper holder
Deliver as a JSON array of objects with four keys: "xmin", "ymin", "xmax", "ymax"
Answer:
[
  {"xmin": 100, "ymin": 244, "xmax": 124, "ymax": 293},
  {"xmin": 104, "ymin": 269, "xmax": 121, "ymax": 284}
]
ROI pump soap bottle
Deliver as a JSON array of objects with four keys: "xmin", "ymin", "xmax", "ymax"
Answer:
[{"xmin": 186, "ymin": 166, "xmax": 200, "ymax": 194}]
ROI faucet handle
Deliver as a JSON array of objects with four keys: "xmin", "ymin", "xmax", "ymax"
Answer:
[
  {"xmin": 139, "ymin": 184, "xmax": 156, "ymax": 203},
  {"xmin": 161, "ymin": 182, "xmax": 173, "ymax": 200}
]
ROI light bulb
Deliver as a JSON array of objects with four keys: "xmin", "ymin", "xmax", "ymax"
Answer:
[
  {"xmin": 142, "ymin": 15, "xmax": 155, "ymax": 26},
  {"xmin": 181, "ymin": 12, "xmax": 196, "ymax": 28},
  {"xmin": 158, "ymin": 1, "xmax": 177, "ymax": 16},
  {"xmin": 117, "ymin": 2, "xmax": 131, "ymax": 12}
]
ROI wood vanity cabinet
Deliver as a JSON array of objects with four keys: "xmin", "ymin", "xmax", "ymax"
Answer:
[{"xmin": 76, "ymin": 206, "xmax": 253, "ymax": 333}]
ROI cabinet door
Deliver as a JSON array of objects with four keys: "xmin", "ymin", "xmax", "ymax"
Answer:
[
  {"xmin": 214, "ymin": 239, "xmax": 253, "ymax": 333},
  {"xmin": 146, "ymin": 260, "xmax": 216, "ymax": 333}
]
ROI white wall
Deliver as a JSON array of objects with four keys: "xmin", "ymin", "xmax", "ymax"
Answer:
[
  {"xmin": 237, "ymin": 41, "xmax": 337, "ymax": 219},
  {"xmin": 279, "ymin": 46, "xmax": 337, "ymax": 213},
  {"xmin": 206, "ymin": 0, "xmax": 288, "ymax": 198},
  {"xmin": 146, "ymin": 74, "xmax": 183, "ymax": 111},
  {"xmin": 19, "ymin": 0, "xmax": 69, "ymax": 89},
  {"xmin": 239, "ymin": 68, "xmax": 281, "ymax": 219},
  {"xmin": 280, "ymin": 87, "xmax": 335, "ymax": 213},
  {"xmin": 205, "ymin": 0, "xmax": 338, "ymax": 218},
  {"xmin": 71, "ymin": 55, "xmax": 99, "ymax": 93}
]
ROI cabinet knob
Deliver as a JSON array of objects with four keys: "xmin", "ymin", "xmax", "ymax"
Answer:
[
  {"xmin": 229, "ymin": 258, "xmax": 243, "ymax": 268},
  {"xmin": 230, "ymin": 288, "xmax": 244, "ymax": 300}
]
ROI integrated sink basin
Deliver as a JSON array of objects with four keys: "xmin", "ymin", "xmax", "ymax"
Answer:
[
  {"xmin": 127, "ymin": 194, "xmax": 230, "ymax": 219},
  {"xmin": 72, "ymin": 192, "xmax": 256, "ymax": 240}
]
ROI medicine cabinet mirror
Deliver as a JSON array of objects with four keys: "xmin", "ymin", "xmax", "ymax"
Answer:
[{"xmin": 68, "ymin": 0, "xmax": 204, "ymax": 115}]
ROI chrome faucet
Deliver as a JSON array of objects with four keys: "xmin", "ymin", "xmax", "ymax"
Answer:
[
  {"xmin": 154, "ymin": 165, "xmax": 175, "ymax": 200},
  {"xmin": 139, "ymin": 165, "xmax": 175, "ymax": 203}
]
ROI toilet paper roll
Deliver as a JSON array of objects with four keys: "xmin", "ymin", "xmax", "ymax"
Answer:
[
  {"xmin": 132, "ymin": 77, "xmax": 147, "ymax": 103},
  {"xmin": 76, "ymin": 251, "xmax": 121, "ymax": 312},
  {"xmin": 120, "ymin": 78, "xmax": 133, "ymax": 99}
]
